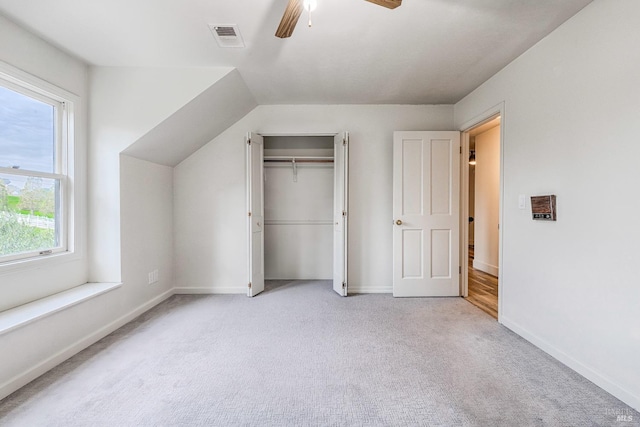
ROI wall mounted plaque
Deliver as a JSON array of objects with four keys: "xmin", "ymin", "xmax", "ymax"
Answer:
[{"xmin": 531, "ymin": 195, "xmax": 556, "ymax": 221}]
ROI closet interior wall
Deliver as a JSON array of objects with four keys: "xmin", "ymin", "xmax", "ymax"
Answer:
[{"xmin": 263, "ymin": 136, "xmax": 334, "ymax": 280}]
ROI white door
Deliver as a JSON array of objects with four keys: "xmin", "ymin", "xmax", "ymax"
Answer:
[
  {"xmin": 392, "ymin": 131, "xmax": 460, "ymax": 297},
  {"xmin": 247, "ymin": 132, "xmax": 265, "ymax": 297},
  {"xmin": 333, "ymin": 132, "xmax": 349, "ymax": 296}
]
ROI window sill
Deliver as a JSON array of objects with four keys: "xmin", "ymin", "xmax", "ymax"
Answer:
[
  {"xmin": 0, "ymin": 282, "xmax": 121, "ymax": 336},
  {"xmin": 0, "ymin": 249, "xmax": 82, "ymax": 275}
]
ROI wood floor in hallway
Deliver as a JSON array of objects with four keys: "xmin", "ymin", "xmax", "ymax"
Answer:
[{"xmin": 465, "ymin": 247, "xmax": 499, "ymax": 319}]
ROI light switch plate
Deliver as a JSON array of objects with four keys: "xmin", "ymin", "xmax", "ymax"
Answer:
[{"xmin": 518, "ymin": 194, "xmax": 526, "ymax": 209}]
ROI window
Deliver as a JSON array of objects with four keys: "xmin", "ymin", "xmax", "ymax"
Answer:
[{"xmin": 0, "ymin": 74, "xmax": 73, "ymax": 263}]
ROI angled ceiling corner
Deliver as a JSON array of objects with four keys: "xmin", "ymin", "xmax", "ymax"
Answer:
[{"xmin": 122, "ymin": 69, "xmax": 257, "ymax": 166}]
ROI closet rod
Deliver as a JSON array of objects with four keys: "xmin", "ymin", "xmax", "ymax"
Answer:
[{"xmin": 264, "ymin": 157, "xmax": 334, "ymax": 163}]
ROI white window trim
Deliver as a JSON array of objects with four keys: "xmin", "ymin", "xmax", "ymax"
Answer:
[{"xmin": 0, "ymin": 61, "xmax": 81, "ymax": 272}]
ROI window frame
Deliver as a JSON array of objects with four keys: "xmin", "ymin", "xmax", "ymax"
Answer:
[{"xmin": 0, "ymin": 65, "xmax": 76, "ymax": 266}]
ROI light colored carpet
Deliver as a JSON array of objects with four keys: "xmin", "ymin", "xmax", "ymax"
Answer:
[{"xmin": 0, "ymin": 280, "xmax": 637, "ymax": 426}]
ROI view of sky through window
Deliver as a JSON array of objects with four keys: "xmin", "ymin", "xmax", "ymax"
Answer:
[{"xmin": 0, "ymin": 85, "xmax": 55, "ymax": 174}]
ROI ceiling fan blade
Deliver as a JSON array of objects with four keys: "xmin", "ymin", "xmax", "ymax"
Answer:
[
  {"xmin": 364, "ymin": 0, "xmax": 402, "ymax": 9},
  {"xmin": 275, "ymin": 0, "xmax": 303, "ymax": 38}
]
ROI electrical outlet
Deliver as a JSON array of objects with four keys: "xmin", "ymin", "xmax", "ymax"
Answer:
[{"xmin": 148, "ymin": 269, "xmax": 159, "ymax": 284}]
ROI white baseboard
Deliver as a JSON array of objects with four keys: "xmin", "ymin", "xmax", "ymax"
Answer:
[
  {"xmin": 501, "ymin": 315, "xmax": 640, "ymax": 412},
  {"xmin": 174, "ymin": 285, "xmax": 393, "ymax": 295},
  {"xmin": 348, "ymin": 286, "xmax": 393, "ymax": 294},
  {"xmin": 0, "ymin": 288, "xmax": 173, "ymax": 401},
  {"xmin": 175, "ymin": 285, "xmax": 392, "ymax": 295},
  {"xmin": 173, "ymin": 286, "xmax": 245, "ymax": 295},
  {"xmin": 472, "ymin": 259, "xmax": 499, "ymax": 276}
]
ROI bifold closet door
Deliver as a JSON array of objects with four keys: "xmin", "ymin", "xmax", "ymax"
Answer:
[
  {"xmin": 246, "ymin": 132, "xmax": 265, "ymax": 297},
  {"xmin": 333, "ymin": 132, "xmax": 349, "ymax": 296}
]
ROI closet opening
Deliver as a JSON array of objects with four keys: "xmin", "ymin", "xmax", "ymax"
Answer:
[
  {"xmin": 246, "ymin": 133, "xmax": 349, "ymax": 297},
  {"xmin": 264, "ymin": 135, "xmax": 334, "ymax": 291}
]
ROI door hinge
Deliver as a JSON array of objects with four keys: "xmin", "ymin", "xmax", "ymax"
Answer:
[
  {"xmin": 248, "ymin": 282, "xmax": 252, "ymax": 289},
  {"xmin": 248, "ymin": 212, "xmax": 252, "ymax": 217},
  {"xmin": 459, "ymin": 266, "xmax": 462, "ymax": 274},
  {"xmin": 247, "ymin": 138, "xmax": 251, "ymax": 145},
  {"xmin": 342, "ymin": 282, "xmax": 346, "ymax": 289},
  {"xmin": 342, "ymin": 210, "xmax": 346, "ymax": 217}
]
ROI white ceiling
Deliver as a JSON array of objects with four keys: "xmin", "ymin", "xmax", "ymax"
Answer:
[{"xmin": 0, "ymin": 0, "xmax": 592, "ymax": 104}]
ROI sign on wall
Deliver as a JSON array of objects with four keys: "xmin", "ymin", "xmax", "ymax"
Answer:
[{"xmin": 531, "ymin": 195, "xmax": 557, "ymax": 221}]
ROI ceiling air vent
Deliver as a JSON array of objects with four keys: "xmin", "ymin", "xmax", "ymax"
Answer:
[{"xmin": 209, "ymin": 24, "xmax": 245, "ymax": 48}]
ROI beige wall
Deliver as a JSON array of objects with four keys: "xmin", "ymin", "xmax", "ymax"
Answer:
[{"xmin": 473, "ymin": 125, "xmax": 500, "ymax": 276}]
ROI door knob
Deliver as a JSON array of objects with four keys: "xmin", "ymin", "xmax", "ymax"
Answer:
[{"xmin": 395, "ymin": 219, "xmax": 403, "ymax": 226}]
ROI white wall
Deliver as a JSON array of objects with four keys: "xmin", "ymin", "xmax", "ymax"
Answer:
[
  {"xmin": 174, "ymin": 105, "xmax": 454, "ymax": 293},
  {"xmin": 89, "ymin": 66, "xmax": 232, "ymax": 283},
  {"xmin": 0, "ymin": 154, "xmax": 176, "ymax": 400},
  {"xmin": 473, "ymin": 125, "xmax": 500, "ymax": 276},
  {"xmin": 0, "ymin": 14, "xmax": 88, "ymax": 310},
  {"xmin": 455, "ymin": 0, "xmax": 640, "ymax": 410},
  {"xmin": 0, "ymin": 13, "xmax": 95, "ymax": 399},
  {"xmin": 120, "ymin": 155, "xmax": 175, "ymax": 307},
  {"xmin": 0, "ymin": 52, "xmax": 229, "ymax": 397}
]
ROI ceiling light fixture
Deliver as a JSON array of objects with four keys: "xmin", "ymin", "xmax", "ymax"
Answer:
[
  {"xmin": 469, "ymin": 149, "xmax": 476, "ymax": 165},
  {"xmin": 303, "ymin": 0, "xmax": 318, "ymax": 27}
]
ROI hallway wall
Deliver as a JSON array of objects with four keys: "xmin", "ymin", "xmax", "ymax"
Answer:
[{"xmin": 473, "ymin": 125, "xmax": 500, "ymax": 276}]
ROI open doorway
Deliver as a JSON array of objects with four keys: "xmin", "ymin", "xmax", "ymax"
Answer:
[{"xmin": 462, "ymin": 116, "xmax": 501, "ymax": 319}]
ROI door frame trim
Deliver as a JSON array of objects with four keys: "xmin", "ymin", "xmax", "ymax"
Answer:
[{"xmin": 459, "ymin": 102, "xmax": 505, "ymax": 322}]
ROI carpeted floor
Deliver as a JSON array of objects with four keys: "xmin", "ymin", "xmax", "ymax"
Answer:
[{"xmin": 0, "ymin": 280, "xmax": 637, "ymax": 426}]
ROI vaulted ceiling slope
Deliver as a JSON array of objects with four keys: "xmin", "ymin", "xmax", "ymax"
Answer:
[
  {"xmin": 122, "ymin": 69, "xmax": 257, "ymax": 166},
  {"xmin": 0, "ymin": 0, "xmax": 592, "ymax": 105}
]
